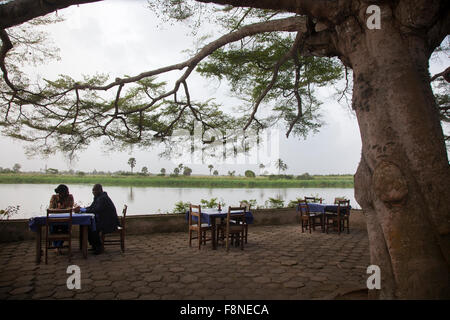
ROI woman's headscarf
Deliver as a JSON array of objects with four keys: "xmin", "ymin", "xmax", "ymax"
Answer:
[{"xmin": 54, "ymin": 184, "xmax": 69, "ymax": 196}]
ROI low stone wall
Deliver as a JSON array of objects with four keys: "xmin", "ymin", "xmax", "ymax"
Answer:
[{"xmin": 0, "ymin": 208, "xmax": 367, "ymax": 243}]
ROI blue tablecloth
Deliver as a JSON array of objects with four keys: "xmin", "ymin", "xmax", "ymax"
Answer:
[
  {"xmin": 185, "ymin": 208, "xmax": 254, "ymax": 225},
  {"xmin": 297, "ymin": 203, "xmax": 351, "ymax": 215},
  {"xmin": 28, "ymin": 213, "xmax": 97, "ymax": 232}
]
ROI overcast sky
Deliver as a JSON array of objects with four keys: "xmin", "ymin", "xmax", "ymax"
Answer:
[{"xmin": 0, "ymin": 0, "xmax": 448, "ymax": 175}]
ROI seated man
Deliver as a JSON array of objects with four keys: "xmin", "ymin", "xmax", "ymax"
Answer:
[{"xmin": 75, "ymin": 184, "xmax": 120, "ymax": 255}]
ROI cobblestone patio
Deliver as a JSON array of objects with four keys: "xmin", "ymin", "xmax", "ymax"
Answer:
[{"xmin": 0, "ymin": 225, "xmax": 370, "ymax": 300}]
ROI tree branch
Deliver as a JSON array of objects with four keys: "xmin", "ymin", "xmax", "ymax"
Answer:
[
  {"xmin": 1, "ymin": 15, "xmax": 311, "ymax": 148},
  {"xmin": 286, "ymin": 52, "xmax": 303, "ymax": 138},
  {"xmin": 195, "ymin": 0, "xmax": 345, "ymax": 21},
  {"xmin": 303, "ymin": 29, "xmax": 339, "ymax": 57},
  {"xmin": 0, "ymin": 8, "xmax": 340, "ymax": 155},
  {"xmin": 71, "ymin": 16, "xmax": 308, "ymax": 92},
  {"xmin": 0, "ymin": 29, "xmax": 16, "ymax": 90},
  {"xmin": 244, "ymin": 31, "xmax": 304, "ymax": 130},
  {"xmin": 431, "ymin": 66, "xmax": 450, "ymax": 83},
  {"xmin": 0, "ymin": 0, "xmax": 103, "ymax": 29}
]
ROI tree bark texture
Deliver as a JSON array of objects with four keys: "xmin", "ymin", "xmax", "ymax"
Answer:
[
  {"xmin": 0, "ymin": 0, "xmax": 102, "ymax": 29},
  {"xmin": 336, "ymin": 4, "xmax": 450, "ymax": 299}
]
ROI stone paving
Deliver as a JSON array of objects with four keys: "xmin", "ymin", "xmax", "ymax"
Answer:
[{"xmin": 0, "ymin": 225, "xmax": 370, "ymax": 300}]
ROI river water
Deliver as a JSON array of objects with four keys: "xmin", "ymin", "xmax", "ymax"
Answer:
[{"xmin": 0, "ymin": 184, "xmax": 360, "ymax": 219}]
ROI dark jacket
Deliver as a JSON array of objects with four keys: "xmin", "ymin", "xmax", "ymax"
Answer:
[{"xmin": 85, "ymin": 191, "xmax": 120, "ymax": 234}]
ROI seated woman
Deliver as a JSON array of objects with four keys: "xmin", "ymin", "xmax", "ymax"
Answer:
[{"xmin": 49, "ymin": 184, "xmax": 75, "ymax": 250}]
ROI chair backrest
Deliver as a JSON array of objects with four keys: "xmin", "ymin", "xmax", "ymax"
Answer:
[
  {"xmin": 227, "ymin": 206, "xmax": 246, "ymax": 226},
  {"xmin": 298, "ymin": 200, "xmax": 310, "ymax": 216},
  {"xmin": 189, "ymin": 204, "xmax": 202, "ymax": 225},
  {"xmin": 305, "ymin": 197, "xmax": 322, "ymax": 204},
  {"xmin": 46, "ymin": 208, "xmax": 73, "ymax": 229},
  {"xmin": 337, "ymin": 200, "xmax": 350, "ymax": 216},
  {"xmin": 121, "ymin": 204, "xmax": 127, "ymax": 228},
  {"xmin": 239, "ymin": 202, "xmax": 252, "ymax": 212},
  {"xmin": 334, "ymin": 197, "xmax": 347, "ymax": 204}
]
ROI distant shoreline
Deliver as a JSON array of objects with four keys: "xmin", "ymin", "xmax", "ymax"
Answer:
[{"xmin": 0, "ymin": 173, "xmax": 354, "ymax": 188}]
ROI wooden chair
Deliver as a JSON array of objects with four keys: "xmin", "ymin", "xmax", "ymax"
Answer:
[
  {"xmin": 334, "ymin": 197, "xmax": 347, "ymax": 204},
  {"xmin": 217, "ymin": 204, "xmax": 249, "ymax": 246},
  {"xmin": 45, "ymin": 208, "xmax": 73, "ymax": 264},
  {"xmin": 101, "ymin": 204, "xmax": 127, "ymax": 252},
  {"xmin": 219, "ymin": 206, "xmax": 246, "ymax": 251},
  {"xmin": 304, "ymin": 197, "xmax": 324, "ymax": 232},
  {"xmin": 324, "ymin": 197, "xmax": 348, "ymax": 231},
  {"xmin": 298, "ymin": 200, "xmax": 313, "ymax": 233},
  {"xmin": 239, "ymin": 201, "xmax": 251, "ymax": 243},
  {"xmin": 188, "ymin": 204, "xmax": 213, "ymax": 249},
  {"xmin": 305, "ymin": 197, "xmax": 322, "ymax": 203},
  {"xmin": 325, "ymin": 200, "xmax": 350, "ymax": 235}
]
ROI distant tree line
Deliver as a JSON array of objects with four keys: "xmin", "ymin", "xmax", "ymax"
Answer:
[
  {"xmin": 0, "ymin": 160, "xmax": 352, "ymax": 179},
  {"xmin": 0, "ymin": 163, "xmax": 21, "ymax": 173}
]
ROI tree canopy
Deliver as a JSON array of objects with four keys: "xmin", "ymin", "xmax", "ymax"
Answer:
[
  {"xmin": 0, "ymin": 0, "xmax": 348, "ymax": 161},
  {"xmin": 0, "ymin": 0, "xmax": 447, "ymax": 159}
]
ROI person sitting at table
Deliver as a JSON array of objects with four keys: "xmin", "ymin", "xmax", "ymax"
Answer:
[
  {"xmin": 74, "ymin": 184, "xmax": 120, "ymax": 255},
  {"xmin": 49, "ymin": 184, "xmax": 75, "ymax": 250}
]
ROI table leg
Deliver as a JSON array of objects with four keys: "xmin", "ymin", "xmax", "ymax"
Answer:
[
  {"xmin": 81, "ymin": 226, "xmax": 88, "ymax": 259},
  {"xmin": 79, "ymin": 226, "xmax": 82, "ymax": 250},
  {"xmin": 321, "ymin": 213, "xmax": 326, "ymax": 232},
  {"xmin": 35, "ymin": 225, "xmax": 42, "ymax": 264},
  {"xmin": 211, "ymin": 217, "xmax": 217, "ymax": 250}
]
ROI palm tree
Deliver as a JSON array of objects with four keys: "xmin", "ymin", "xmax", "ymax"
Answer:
[
  {"xmin": 208, "ymin": 164, "xmax": 214, "ymax": 175},
  {"xmin": 275, "ymin": 158, "xmax": 287, "ymax": 174},
  {"xmin": 127, "ymin": 157, "xmax": 136, "ymax": 173}
]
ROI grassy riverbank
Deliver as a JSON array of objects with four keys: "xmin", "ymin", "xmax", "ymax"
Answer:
[{"xmin": 0, "ymin": 173, "xmax": 354, "ymax": 188}]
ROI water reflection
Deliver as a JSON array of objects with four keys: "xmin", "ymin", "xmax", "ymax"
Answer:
[
  {"xmin": 128, "ymin": 186, "xmax": 134, "ymax": 201},
  {"xmin": 259, "ymin": 190, "xmax": 265, "ymax": 199},
  {"xmin": 0, "ymin": 184, "xmax": 360, "ymax": 219}
]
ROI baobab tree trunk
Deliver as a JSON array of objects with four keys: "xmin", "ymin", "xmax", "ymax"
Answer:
[{"xmin": 336, "ymin": 8, "xmax": 450, "ymax": 299}]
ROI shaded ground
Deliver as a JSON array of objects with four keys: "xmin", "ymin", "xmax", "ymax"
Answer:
[{"xmin": 0, "ymin": 225, "xmax": 370, "ymax": 300}]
